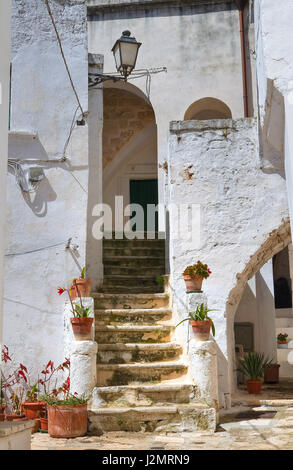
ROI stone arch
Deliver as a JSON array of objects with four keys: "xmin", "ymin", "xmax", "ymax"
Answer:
[
  {"xmin": 226, "ymin": 219, "xmax": 291, "ymax": 393},
  {"xmin": 184, "ymin": 97, "xmax": 232, "ymax": 120}
]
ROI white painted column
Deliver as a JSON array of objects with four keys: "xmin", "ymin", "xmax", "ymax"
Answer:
[
  {"xmin": 86, "ymin": 53, "xmax": 104, "ymax": 290},
  {"xmin": 256, "ymin": 259, "xmax": 277, "ymax": 362},
  {"xmin": 64, "ymin": 298, "xmax": 98, "ymax": 399},
  {"xmin": 186, "ymin": 293, "xmax": 219, "ymax": 417}
]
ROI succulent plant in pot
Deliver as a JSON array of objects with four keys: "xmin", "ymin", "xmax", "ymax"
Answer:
[
  {"xmin": 237, "ymin": 352, "xmax": 272, "ymax": 394},
  {"xmin": 183, "ymin": 261, "xmax": 212, "ymax": 292},
  {"xmin": 176, "ymin": 303, "xmax": 216, "ymax": 341},
  {"xmin": 70, "ymin": 267, "xmax": 92, "ymax": 300},
  {"xmin": 58, "ymin": 282, "xmax": 93, "ymax": 341}
]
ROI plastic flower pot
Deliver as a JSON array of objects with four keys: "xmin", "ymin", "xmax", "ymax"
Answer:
[
  {"xmin": 22, "ymin": 402, "xmax": 46, "ymax": 420},
  {"xmin": 183, "ymin": 274, "xmax": 203, "ymax": 292},
  {"xmin": 47, "ymin": 403, "xmax": 87, "ymax": 438},
  {"xmin": 190, "ymin": 320, "xmax": 211, "ymax": 341},
  {"xmin": 264, "ymin": 364, "xmax": 280, "ymax": 384},
  {"xmin": 278, "ymin": 341, "xmax": 288, "ymax": 349},
  {"xmin": 246, "ymin": 380, "xmax": 262, "ymax": 394},
  {"xmin": 40, "ymin": 417, "xmax": 48, "ymax": 431},
  {"xmin": 70, "ymin": 317, "xmax": 93, "ymax": 341},
  {"xmin": 70, "ymin": 279, "xmax": 92, "ymax": 300}
]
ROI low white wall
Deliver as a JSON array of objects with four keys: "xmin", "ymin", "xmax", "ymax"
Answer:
[{"xmin": 167, "ymin": 118, "xmax": 289, "ymax": 406}]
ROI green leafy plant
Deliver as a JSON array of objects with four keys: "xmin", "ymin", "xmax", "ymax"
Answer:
[
  {"xmin": 41, "ymin": 394, "xmax": 88, "ymax": 407},
  {"xmin": 277, "ymin": 333, "xmax": 288, "ymax": 343},
  {"xmin": 80, "ymin": 267, "xmax": 86, "ymax": 279},
  {"xmin": 26, "ymin": 383, "xmax": 39, "ymax": 402},
  {"xmin": 237, "ymin": 352, "xmax": 272, "ymax": 381},
  {"xmin": 156, "ymin": 276, "xmax": 165, "ymax": 286},
  {"xmin": 176, "ymin": 303, "xmax": 216, "ymax": 336},
  {"xmin": 72, "ymin": 303, "xmax": 92, "ymax": 318},
  {"xmin": 183, "ymin": 261, "xmax": 212, "ymax": 279}
]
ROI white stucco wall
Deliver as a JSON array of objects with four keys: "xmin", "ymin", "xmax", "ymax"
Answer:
[
  {"xmin": 235, "ymin": 260, "xmax": 277, "ymax": 362},
  {"xmin": 88, "ymin": 0, "xmax": 255, "ymax": 228},
  {"xmin": 0, "ymin": 0, "xmax": 11, "ymax": 348},
  {"xmin": 3, "ymin": 0, "xmax": 88, "ymax": 378},
  {"xmin": 167, "ymin": 118, "xmax": 289, "ymax": 406}
]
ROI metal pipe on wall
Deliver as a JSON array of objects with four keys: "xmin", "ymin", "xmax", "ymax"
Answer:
[{"xmin": 235, "ymin": 0, "xmax": 249, "ymax": 118}]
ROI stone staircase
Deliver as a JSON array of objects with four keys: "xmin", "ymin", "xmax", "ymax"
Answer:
[{"xmin": 88, "ymin": 238, "xmax": 216, "ymax": 433}]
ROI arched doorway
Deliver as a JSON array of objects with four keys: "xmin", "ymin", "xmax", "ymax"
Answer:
[
  {"xmin": 184, "ymin": 97, "xmax": 232, "ymax": 120},
  {"xmin": 226, "ymin": 220, "xmax": 291, "ymax": 393},
  {"xmin": 102, "ymin": 83, "xmax": 158, "ymax": 234}
]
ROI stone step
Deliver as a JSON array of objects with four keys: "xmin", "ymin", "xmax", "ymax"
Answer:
[
  {"xmin": 103, "ymin": 256, "xmax": 165, "ymax": 268},
  {"xmin": 91, "ymin": 383, "xmax": 195, "ymax": 408},
  {"xmin": 95, "ymin": 325, "xmax": 173, "ymax": 344},
  {"xmin": 103, "ymin": 275, "xmax": 161, "ymax": 288},
  {"xmin": 98, "ymin": 285, "xmax": 164, "ymax": 294},
  {"xmin": 104, "ymin": 265, "xmax": 165, "ymax": 277},
  {"xmin": 104, "ymin": 247, "xmax": 164, "ymax": 258},
  {"xmin": 96, "ymin": 361, "xmax": 188, "ymax": 387},
  {"xmin": 88, "ymin": 403, "xmax": 216, "ymax": 433},
  {"xmin": 103, "ymin": 239, "xmax": 165, "ymax": 249},
  {"xmin": 95, "ymin": 308, "xmax": 172, "ymax": 325},
  {"xmin": 97, "ymin": 342, "xmax": 182, "ymax": 364},
  {"xmin": 93, "ymin": 293, "xmax": 169, "ymax": 310},
  {"xmin": 103, "ymin": 231, "xmax": 165, "ymax": 240}
]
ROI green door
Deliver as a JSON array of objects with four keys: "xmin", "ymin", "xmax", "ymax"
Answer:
[{"xmin": 130, "ymin": 179, "xmax": 158, "ymax": 232}]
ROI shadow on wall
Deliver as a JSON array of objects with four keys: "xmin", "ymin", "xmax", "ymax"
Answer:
[
  {"xmin": 184, "ymin": 97, "xmax": 232, "ymax": 121},
  {"xmin": 8, "ymin": 133, "xmax": 88, "ymax": 217},
  {"xmin": 259, "ymin": 79, "xmax": 285, "ymax": 176}
]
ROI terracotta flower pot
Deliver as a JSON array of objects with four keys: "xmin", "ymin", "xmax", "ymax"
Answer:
[
  {"xmin": 70, "ymin": 279, "xmax": 92, "ymax": 300},
  {"xmin": 22, "ymin": 402, "xmax": 46, "ymax": 420},
  {"xmin": 246, "ymin": 380, "xmax": 262, "ymax": 394},
  {"xmin": 5, "ymin": 413, "xmax": 25, "ymax": 421},
  {"xmin": 70, "ymin": 317, "xmax": 93, "ymax": 341},
  {"xmin": 190, "ymin": 320, "xmax": 211, "ymax": 341},
  {"xmin": 47, "ymin": 403, "xmax": 87, "ymax": 438},
  {"xmin": 1, "ymin": 404, "xmax": 6, "ymax": 413},
  {"xmin": 264, "ymin": 364, "xmax": 280, "ymax": 384},
  {"xmin": 0, "ymin": 413, "xmax": 5, "ymax": 422},
  {"xmin": 183, "ymin": 274, "xmax": 203, "ymax": 292},
  {"xmin": 40, "ymin": 417, "xmax": 48, "ymax": 431}
]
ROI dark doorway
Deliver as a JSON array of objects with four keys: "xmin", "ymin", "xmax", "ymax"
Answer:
[{"xmin": 130, "ymin": 179, "xmax": 158, "ymax": 232}]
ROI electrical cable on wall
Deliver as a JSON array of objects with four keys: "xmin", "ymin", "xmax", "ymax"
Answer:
[{"xmin": 44, "ymin": 0, "xmax": 86, "ymax": 120}]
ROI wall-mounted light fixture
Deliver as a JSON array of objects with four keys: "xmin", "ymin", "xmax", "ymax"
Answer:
[
  {"xmin": 112, "ymin": 31, "xmax": 142, "ymax": 80},
  {"xmin": 89, "ymin": 30, "xmax": 142, "ymax": 86}
]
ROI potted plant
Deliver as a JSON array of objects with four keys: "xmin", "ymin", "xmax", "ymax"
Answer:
[
  {"xmin": 176, "ymin": 303, "xmax": 216, "ymax": 341},
  {"xmin": 237, "ymin": 352, "xmax": 272, "ymax": 394},
  {"xmin": 41, "ymin": 363, "xmax": 88, "ymax": 438},
  {"xmin": 264, "ymin": 363, "xmax": 280, "ymax": 384},
  {"xmin": 183, "ymin": 261, "xmax": 212, "ymax": 292},
  {"xmin": 70, "ymin": 267, "xmax": 92, "ymax": 300},
  {"xmin": 58, "ymin": 283, "xmax": 93, "ymax": 341},
  {"xmin": 22, "ymin": 383, "xmax": 45, "ymax": 424},
  {"xmin": 277, "ymin": 333, "xmax": 288, "ymax": 348}
]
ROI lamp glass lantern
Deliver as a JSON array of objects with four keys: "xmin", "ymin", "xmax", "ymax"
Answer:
[{"xmin": 112, "ymin": 31, "xmax": 142, "ymax": 79}]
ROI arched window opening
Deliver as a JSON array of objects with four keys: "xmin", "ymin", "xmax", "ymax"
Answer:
[{"xmin": 184, "ymin": 97, "xmax": 232, "ymax": 121}]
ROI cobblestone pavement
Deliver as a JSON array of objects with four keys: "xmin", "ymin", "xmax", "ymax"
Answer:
[{"xmin": 31, "ymin": 383, "xmax": 293, "ymax": 450}]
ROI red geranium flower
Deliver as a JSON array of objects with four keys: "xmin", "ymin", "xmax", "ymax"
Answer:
[{"xmin": 58, "ymin": 287, "xmax": 66, "ymax": 295}]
